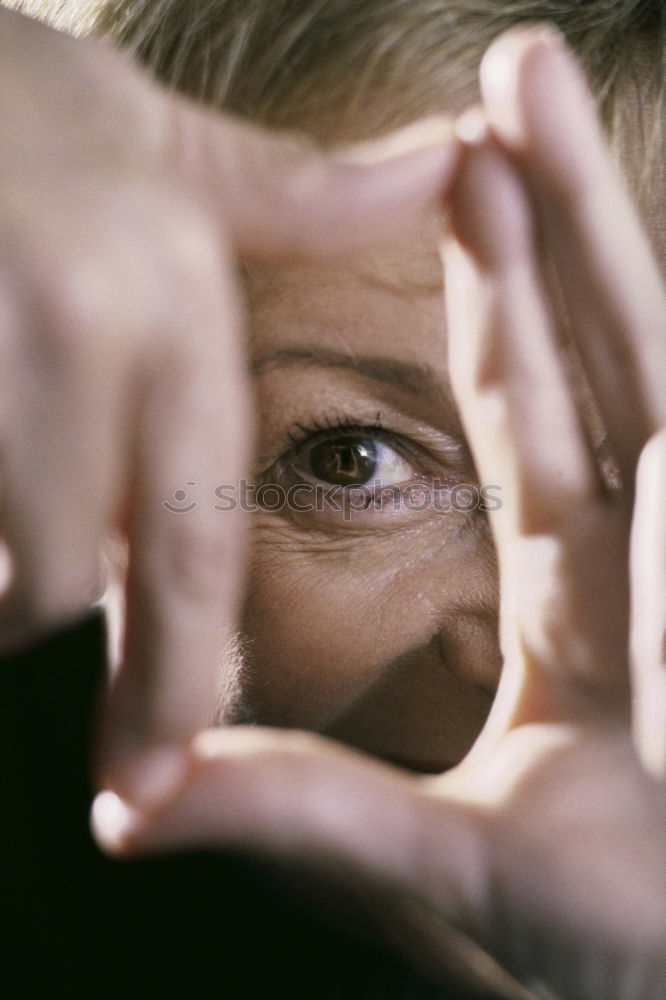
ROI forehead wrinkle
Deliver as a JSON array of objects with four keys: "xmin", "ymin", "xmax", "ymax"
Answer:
[
  {"xmin": 354, "ymin": 266, "xmax": 444, "ymax": 298},
  {"xmin": 353, "ymin": 217, "xmax": 446, "ymax": 298},
  {"xmin": 243, "ymin": 213, "xmax": 446, "ymax": 302},
  {"xmin": 251, "ymin": 346, "xmax": 452, "ymax": 409}
]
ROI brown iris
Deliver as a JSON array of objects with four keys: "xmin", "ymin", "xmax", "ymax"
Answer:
[{"xmin": 309, "ymin": 437, "xmax": 377, "ymax": 486}]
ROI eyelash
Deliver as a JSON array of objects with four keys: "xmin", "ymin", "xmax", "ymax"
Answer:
[
  {"xmin": 286, "ymin": 411, "xmax": 386, "ymax": 447},
  {"xmin": 284, "ymin": 412, "xmax": 422, "ymax": 473},
  {"xmin": 254, "ymin": 411, "xmax": 480, "ymax": 528}
]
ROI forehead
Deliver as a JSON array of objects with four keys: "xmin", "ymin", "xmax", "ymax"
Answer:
[{"xmin": 244, "ymin": 215, "xmax": 446, "ymax": 363}]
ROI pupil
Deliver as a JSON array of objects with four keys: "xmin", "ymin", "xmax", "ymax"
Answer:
[{"xmin": 309, "ymin": 437, "xmax": 377, "ymax": 486}]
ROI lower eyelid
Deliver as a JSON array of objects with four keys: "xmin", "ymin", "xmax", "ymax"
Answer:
[{"xmin": 251, "ymin": 446, "xmax": 486, "ymax": 535}]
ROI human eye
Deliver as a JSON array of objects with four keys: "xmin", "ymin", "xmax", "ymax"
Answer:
[
  {"xmin": 255, "ymin": 414, "xmax": 477, "ymax": 532},
  {"xmin": 289, "ymin": 421, "xmax": 417, "ymax": 491}
]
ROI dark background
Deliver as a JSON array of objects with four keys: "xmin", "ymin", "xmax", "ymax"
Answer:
[{"xmin": 1, "ymin": 614, "xmax": 481, "ymax": 998}]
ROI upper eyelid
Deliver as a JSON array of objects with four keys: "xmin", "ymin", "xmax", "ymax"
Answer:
[
  {"xmin": 287, "ymin": 430, "xmax": 426, "ymax": 496},
  {"xmin": 287, "ymin": 429, "xmax": 440, "ymax": 492},
  {"xmin": 286, "ymin": 420, "xmax": 416, "ymax": 455},
  {"xmin": 254, "ymin": 423, "xmax": 416, "ymax": 480},
  {"xmin": 285, "ymin": 421, "xmax": 471, "ymax": 474},
  {"xmin": 253, "ymin": 400, "xmax": 473, "ymax": 477},
  {"xmin": 286, "ymin": 409, "xmax": 384, "ymax": 440}
]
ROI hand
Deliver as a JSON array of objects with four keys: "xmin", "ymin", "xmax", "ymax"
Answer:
[
  {"xmin": 0, "ymin": 7, "xmax": 463, "ymax": 797},
  {"xmin": 92, "ymin": 27, "xmax": 666, "ymax": 1000}
]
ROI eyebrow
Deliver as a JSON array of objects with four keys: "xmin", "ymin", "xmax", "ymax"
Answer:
[{"xmin": 251, "ymin": 346, "xmax": 453, "ymax": 411}]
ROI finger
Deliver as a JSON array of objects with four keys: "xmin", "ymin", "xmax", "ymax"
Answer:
[
  {"xmin": 444, "ymin": 141, "xmax": 596, "ymax": 534},
  {"xmin": 99, "ymin": 215, "xmax": 251, "ymax": 806},
  {"xmin": 444, "ymin": 140, "xmax": 630, "ymax": 722},
  {"xmin": 94, "ymin": 728, "xmax": 428, "ymax": 866},
  {"xmin": 0, "ymin": 241, "xmax": 132, "ymax": 651},
  {"xmin": 98, "ymin": 106, "xmax": 462, "ymax": 803},
  {"xmin": 93, "ymin": 726, "xmax": 497, "ymax": 977},
  {"xmin": 169, "ymin": 102, "xmax": 463, "ymax": 259},
  {"xmin": 630, "ymin": 428, "xmax": 666, "ymax": 778},
  {"xmin": 480, "ymin": 26, "xmax": 666, "ymax": 483}
]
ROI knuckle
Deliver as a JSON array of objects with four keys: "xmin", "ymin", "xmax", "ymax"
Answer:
[
  {"xmin": 41, "ymin": 246, "xmax": 101, "ymax": 325},
  {"xmin": 13, "ymin": 188, "xmax": 222, "ymax": 368},
  {"xmin": 154, "ymin": 205, "xmax": 230, "ymax": 333},
  {"xmin": 25, "ymin": 251, "xmax": 122, "ymax": 364},
  {"xmin": 161, "ymin": 198, "xmax": 223, "ymax": 285}
]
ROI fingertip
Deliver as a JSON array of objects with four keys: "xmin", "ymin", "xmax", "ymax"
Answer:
[
  {"xmin": 99, "ymin": 744, "xmax": 191, "ymax": 813},
  {"xmin": 217, "ymin": 113, "xmax": 463, "ymax": 258},
  {"xmin": 319, "ymin": 120, "xmax": 465, "ymax": 253},
  {"xmin": 480, "ymin": 23, "xmax": 572, "ymax": 150},
  {"xmin": 91, "ymin": 790, "xmax": 146, "ymax": 855},
  {"xmin": 337, "ymin": 115, "xmax": 457, "ymax": 165},
  {"xmin": 454, "ymin": 106, "xmax": 490, "ymax": 147}
]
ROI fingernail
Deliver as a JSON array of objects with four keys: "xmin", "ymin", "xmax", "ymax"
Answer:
[
  {"xmin": 91, "ymin": 790, "xmax": 144, "ymax": 852},
  {"xmin": 109, "ymin": 745, "xmax": 190, "ymax": 812},
  {"xmin": 337, "ymin": 115, "xmax": 456, "ymax": 165}
]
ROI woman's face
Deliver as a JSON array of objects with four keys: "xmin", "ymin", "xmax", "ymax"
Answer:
[
  {"xmin": 229, "ymin": 99, "xmax": 664, "ymax": 773},
  {"xmin": 229, "ymin": 217, "xmax": 503, "ymax": 773}
]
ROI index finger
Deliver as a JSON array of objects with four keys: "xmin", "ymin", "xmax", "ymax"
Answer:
[
  {"xmin": 99, "ymin": 211, "xmax": 250, "ymax": 806},
  {"xmin": 480, "ymin": 25, "xmax": 666, "ymax": 484},
  {"xmin": 444, "ymin": 139, "xmax": 630, "ymax": 741},
  {"xmin": 101, "ymin": 114, "xmax": 464, "ymax": 805},
  {"xmin": 171, "ymin": 103, "xmax": 463, "ymax": 259}
]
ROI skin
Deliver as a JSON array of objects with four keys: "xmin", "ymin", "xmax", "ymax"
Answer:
[
  {"xmin": 237, "ymin": 231, "xmax": 501, "ymax": 772},
  {"xmin": 0, "ymin": 4, "xmax": 462, "ymax": 799},
  {"xmin": 96, "ymin": 27, "xmax": 666, "ymax": 1000},
  {"xmin": 1, "ymin": 7, "xmax": 664, "ymax": 998},
  {"xmin": 218, "ymin": 31, "xmax": 665, "ymax": 779}
]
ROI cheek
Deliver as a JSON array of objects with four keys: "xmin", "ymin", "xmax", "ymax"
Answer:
[
  {"xmin": 241, "ymin": 534, "xmax": 420, "ymax": 728},
  {"xmin": 239, "ymin": 516, "xmax": 501, "ymax": 738}
]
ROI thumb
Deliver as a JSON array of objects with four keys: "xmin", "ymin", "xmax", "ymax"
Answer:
[
  {"xmin": 92, "ymin": 726, "xmax": 484, "ymax": 918},
  {"xmin": 90, "ymin": 729, "xmax": 572, "ymax": 1000},
  {"xmin": 166, "ymin": 98, "xmax": 462, "ymax": 259}
]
